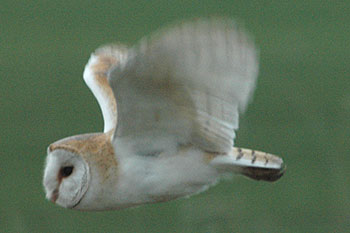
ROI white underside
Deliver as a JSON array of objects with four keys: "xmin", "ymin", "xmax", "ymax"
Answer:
[
  {"xmin": 116, "ymin": 148, "xmax": 220, "ymax": 204},
  {"xmin": 77, "ymin": 147, "xmax": 224, "ymax": 210}
]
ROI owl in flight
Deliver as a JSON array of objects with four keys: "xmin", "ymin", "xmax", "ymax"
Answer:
[{"xmin": 43, "ymin": 18, "xmax": 285, "ymax": 211}]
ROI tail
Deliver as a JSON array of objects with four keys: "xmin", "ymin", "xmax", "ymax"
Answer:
[{"xmin": 210, "ymin": 147, "xmax": 285, "ymax": 182}]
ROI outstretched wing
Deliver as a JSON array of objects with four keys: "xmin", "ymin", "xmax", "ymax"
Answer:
[
  {"xmin": 109, "ymin": 18, "xmax": 258, "ymax": 154},
  {"xmin": 83, "ymin": 45, "xmax": 128, "ymax": 133}
]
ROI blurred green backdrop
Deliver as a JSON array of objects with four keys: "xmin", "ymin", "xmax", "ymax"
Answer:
[{"xmin": 1, "ymin": 0, "xmax": 349, "ymax": 232}]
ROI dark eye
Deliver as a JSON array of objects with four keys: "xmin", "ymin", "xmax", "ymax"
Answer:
[{"xmin": 61, "ymin": 166, "xmax": 74, "ymax": 177}]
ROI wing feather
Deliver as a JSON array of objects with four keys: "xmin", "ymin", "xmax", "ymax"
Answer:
[
  {"xmin": 83, "ymin": 45, "xmax": 128, "ymax": 133},
  {"xmin": 109, "ymin": 18, "xmax": 258, "ymax": 154}
]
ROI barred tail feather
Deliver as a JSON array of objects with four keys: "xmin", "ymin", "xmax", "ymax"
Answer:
[{"xmin": 210, "ymin": 147, "xmax": 285, "ymax": 182}]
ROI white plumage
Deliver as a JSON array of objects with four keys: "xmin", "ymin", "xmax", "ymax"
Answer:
[{"xmin": 43, "ymin": 18, "xmax": 284, "ymax": 211}]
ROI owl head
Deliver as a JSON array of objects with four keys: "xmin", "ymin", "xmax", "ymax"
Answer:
[
  {"xmin": 43, "ymin": 132, "xmax": 117, "ymax": 210},
  {"xmin": 43, "ymin": 147, "xmax": 89, "ymax": 208}
]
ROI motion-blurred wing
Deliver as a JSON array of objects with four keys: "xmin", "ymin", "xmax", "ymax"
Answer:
[
  {"xmin": 83, "ymin": 45, "xmax": 128, "ymax": 133},
  {"xmin": 109, "ymin": 18, "xmax": 258, "ymax": 154}
]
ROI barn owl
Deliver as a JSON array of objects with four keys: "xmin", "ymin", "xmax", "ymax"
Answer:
[{"xmin": 43, "ymin": 18, "xmax": 285, "ymax": 211}]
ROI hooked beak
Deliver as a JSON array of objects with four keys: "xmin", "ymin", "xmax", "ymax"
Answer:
[{"xmin": 50, "ymin": 189, "xmax": 59, "ymax": 203}]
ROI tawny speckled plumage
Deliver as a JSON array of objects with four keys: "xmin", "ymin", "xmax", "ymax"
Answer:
[{"xmin": 49, "ymin": 131, "xmax": 117, "ymax": 182}]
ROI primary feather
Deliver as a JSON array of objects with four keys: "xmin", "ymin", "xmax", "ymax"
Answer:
[{"xmin": 108, "ymin": 19, "xmax": 258, "ymax": 154}]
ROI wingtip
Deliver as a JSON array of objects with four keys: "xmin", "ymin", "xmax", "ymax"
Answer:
[{"xmin": 93, "ymin": 44, "xmax": 129, "ymax": 59}]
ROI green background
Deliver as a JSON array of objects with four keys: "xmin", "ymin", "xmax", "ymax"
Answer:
[{"xmin": 1, "ymin": 0, "xmax": 349, "ymax": 232}]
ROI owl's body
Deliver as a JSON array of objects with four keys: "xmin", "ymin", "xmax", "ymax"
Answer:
[{"xmin": 43, "ymin": 18, "xmax": 284, "ymax": 211}]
